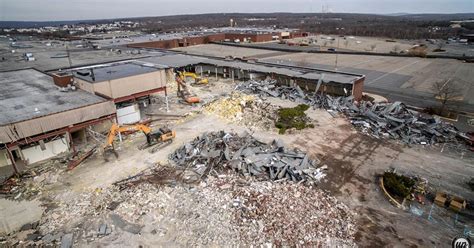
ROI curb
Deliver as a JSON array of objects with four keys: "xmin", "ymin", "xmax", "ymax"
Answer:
[{"xmin": 379, "ymin": 177, "xmax": 403, "ymax": 208}]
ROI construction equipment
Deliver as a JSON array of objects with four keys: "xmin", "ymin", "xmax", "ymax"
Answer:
[
  {"xmin": 179, "ymin": 71, "xmax": 208, "ymax": 85},
  {"xmin": 103, "ymin": 123, "xmax": 176, "ymax": 160},
  {"xmin": 176, "ymin": 74, "xmax": 200, "ymax": 104}
]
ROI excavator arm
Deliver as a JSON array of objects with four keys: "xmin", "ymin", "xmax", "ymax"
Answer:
[
  {"xmin": 103, "ymin": 123, "xmax": 176, "ymax": 160},
  {"xmin": 179, "ymin": 71, "xmax": 208, "ymax": 84},
  {"xmin": 105, "ymin": 123, "xmax": 152, "ymax": 148},
  {"xmin": 176, "ymin": 75, "xmax": 200, "ymax": 104}
]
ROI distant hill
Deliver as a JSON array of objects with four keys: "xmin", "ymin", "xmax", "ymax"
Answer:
[
  {"xmin": 385, "ymin": 13, "xmax": 412, "ymax": 16},
  {"xmin": 0, "ymin": 19, "xmax": 117, "ymax": 28},
  {"xmin": 392, "ymin": 13, "xmax": 474, "ymax": 20},
  {"xmin": 1, "ymin": 12, "xmax": 473, "ymax": 29}
]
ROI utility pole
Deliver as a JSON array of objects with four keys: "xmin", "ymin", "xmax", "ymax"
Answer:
[
  {"xmin": 66, "ymin": 43, "xmax": 72, "ymax": 68},
  {"xmin": 335, "ymin": 36, "xmax": 340, "ymax": 71}
]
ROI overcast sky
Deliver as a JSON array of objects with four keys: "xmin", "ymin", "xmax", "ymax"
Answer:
[{"xmin": 1, "ymin": 0, "xmax": 473, "ymax": 21}]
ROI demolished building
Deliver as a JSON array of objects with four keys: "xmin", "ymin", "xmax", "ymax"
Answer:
[
  {"xmin": 141, "ymin": 53, "xmax": 365, "ymax": 100},
  {"xmin": 0, "ymin": 51, "xmax": 364, "ymax": 179},
  {"xmin": 0, "ymin": 69, "xmax": 116, "ymax": 178}
]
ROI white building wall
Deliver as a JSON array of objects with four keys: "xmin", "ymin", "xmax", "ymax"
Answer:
[
  {"xmin": 0, "ymin": 150, "xmax": 12, "ymax": 168},
  {"xmin": 117, "ymin": 104, "xmax": 141, "ymax": 125},
  {"xmin": 21, "ymin": 136, "xmax": 69, "ymax": 165}
]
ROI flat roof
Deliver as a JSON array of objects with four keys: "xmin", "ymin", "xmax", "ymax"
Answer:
[
  {"xmin": 141, "ymin": 53, "xmax": 205, "ymax": 68},
  {"xmin": 141, "ymin": 53, "xmax": 361, "ymax": 85},
  {"xmin": 74, "ymin": 62, "xmax": 166, "ymax": 83},
  {"xmin": 0, "ymin": 69, "xmax": 108, "ymax": 125}
]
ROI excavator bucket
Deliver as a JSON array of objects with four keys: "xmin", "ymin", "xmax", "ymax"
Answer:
[
  {"xmin": 103, "ymin": 146, "xmax": 119, "ymax": 162},
  {"xmin": 186, "ymin": 97, "xmax": 200, "ymax": 104}
]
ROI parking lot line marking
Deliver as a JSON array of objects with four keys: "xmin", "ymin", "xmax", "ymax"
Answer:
[{"xmin": 367, "ymin": 59, "xmax": 421, "ymax": 85}]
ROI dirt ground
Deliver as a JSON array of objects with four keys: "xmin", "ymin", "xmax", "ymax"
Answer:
[{"xmin": 1, "ymin": 78, "xmax": 473, "ymax": 247}]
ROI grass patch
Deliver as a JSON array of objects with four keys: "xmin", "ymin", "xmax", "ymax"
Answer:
[
  {"xmin": 383, "ymin": 172, "xmax": 415, "ymax": 199},
  {"xmin": 275, "ymin": 104, "xmax": 314, "ymax": 134}
]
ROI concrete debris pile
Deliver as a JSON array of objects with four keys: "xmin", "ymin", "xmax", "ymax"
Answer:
[
  {"xmin": 203, "ymin": 93, "xmax": 278, "ymax": 130},
  {"xmin": 2, "ymin": 162, "xmax": 355, "ymax": 247},
  {"xmin": 169, "ymin": 131, "xmax": 326, "ymax": 183},
  {"xmin": 113, "ymin": 164, "xmax": 200, "ymax": 190},
  {"xmin": 0, "ymin": 161, "xmax": 63, "ymax": 200},
  {"xmin": 203, "ymin": 93, "xmax": 255, "ymax": 121},
  {"xmin": 236, "ymin": 79, "xmax": 462, "ymax": 145},
  {"xmin": 208, "ymin": 175, "xmax": 357, "ymax": 246}
]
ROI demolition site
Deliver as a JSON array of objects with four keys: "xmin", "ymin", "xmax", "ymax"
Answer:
[{"xmin": 0, "ymin": 28, "xmax": 473, "ymax": 247}]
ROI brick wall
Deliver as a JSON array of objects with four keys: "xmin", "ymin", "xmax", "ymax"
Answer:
[
  {"xmin": 128, "ymin": 32, "xmax": 286, "ymax": 49},
  {"xmin": 352, "ymin": 77, "xmax": 365, "ymax": 101},
  {"xmin": 127, "ymin": 39, "xmax": 179, "ymax": 49}
]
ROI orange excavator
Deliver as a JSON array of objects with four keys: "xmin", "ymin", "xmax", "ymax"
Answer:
[
  {"xmin": 103, "ymin": 123, "xmax": 176, "ymax": 160},
  {"xmin": 176, "ymin": 74, "xmax": 200, "ymax": 104}
]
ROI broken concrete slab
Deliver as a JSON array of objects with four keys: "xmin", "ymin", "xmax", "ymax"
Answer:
[
  {"xmin": 0, "ymin": 199, "xmax": 45, "ymax": 235},
  {"xmin": 110, "ymin": 213, "xmax": 143, "ymax": 235},
  {"xmin": 60, "ymin": 233, "xmax": 73, "ymax": 248}
]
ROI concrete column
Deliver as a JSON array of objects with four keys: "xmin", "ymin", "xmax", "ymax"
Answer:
[
  {"xmin": 165, "ymin": 87, "xmax": 169, "ymax": 112},
  {"xmin": 66, "ymin": 131, "xmax": 76, "ymax": 153},
  {"xmin": 6, "ymin": 148, "xmax": 19, "ymax": 175}
]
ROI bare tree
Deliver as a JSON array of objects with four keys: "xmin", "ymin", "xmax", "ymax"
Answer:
[
  {"xmin": 392, "ymin": 45, "xmax": 400, "ymax": 53},
  {"xmin": 436, "ymin": 41, "xmax": 445, "ymax": 51},
  {"xmin": 432, "ymin": 80, "xmax": 462, "ymax": 116},
  {"xmin": 296, "ymin": 57, "xmax": 309, "ymax": 67},
  {"xmin": 370, "ymin": 44, "xmax": 377, "ymax": 51},
  {"xmin": 322, "ymin": 41, "xmax": 328, "ymax": 47}
]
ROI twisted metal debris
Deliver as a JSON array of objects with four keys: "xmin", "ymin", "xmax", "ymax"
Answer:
[
  {"xmin": 169, "ymin": 131, "xmax": 326, "ymax": 183},
  {"xmin": 236, "ymin": 79, "xmax": 463, "ymax": 145}
]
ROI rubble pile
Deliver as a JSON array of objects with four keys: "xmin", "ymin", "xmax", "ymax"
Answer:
[
  {"xmin": 169, "ymin": 131, "xmax": 326, "ymax": 183},
  {"xmin": 2, "ymin": 161, "xmax": 355, "ymax": 247},
  {"xmin": 33, "ymin": 182, "xmax": 240, "ymax": 247},
  {"xmin": 207, "ymin": 175, "xmax": 357, "ymax": 246},
  {"xmin": 113, "ymin": 164, "xmax": 200, "ymax": 190},
  {"xmin": 237, "ymin": 79, "xmax": 462, "ymax": 145},
  {"xmin": 324, "ymin": 97, "xmax": 461, "ymax": 144},
  {"xmin": 236, "ymin": 79, "xmax": 310, "ymax": 103},
  {"xmin": 204, "ymin": 93, "xmax": 255, "ymax": 121},
  {"xmin": 203, "ymin": 93, "xmax": 278, "ymax": 130},
  {"xmin": 0, "ymin": 160, "xmax": 64, "ymax": 200}
]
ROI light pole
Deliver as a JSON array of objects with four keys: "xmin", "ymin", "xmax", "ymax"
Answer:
[{"xmin": 335, "ymin": 34, "xmax": 340, "ymax": 71}]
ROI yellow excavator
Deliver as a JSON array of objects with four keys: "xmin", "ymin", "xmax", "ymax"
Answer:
[
  {"xmin": 179, "ymin": 71, "xmax": 209, "ymax": 85},
  {"xmin": 103, "ymin": 123, "xmax": 176, "ymax": 160}
]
